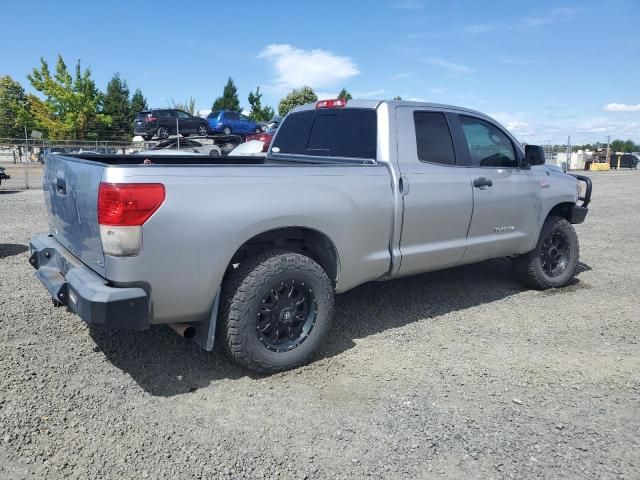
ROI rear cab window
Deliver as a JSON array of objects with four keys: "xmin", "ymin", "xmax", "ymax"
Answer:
[
  {"xmin": 413, "ymin": 111, "xmax": 456, "ymax": 166},
  {"xmin": 272, "ymin": 108, "xmax": 377, "ymax": 160}
]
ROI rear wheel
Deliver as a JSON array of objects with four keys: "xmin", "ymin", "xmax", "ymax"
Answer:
[
  {"xmin": 255, "ymin": 127, "xmax": 262, "ymax": 133},
  {"xmin": 157, "ymin": 126, "xmax": 170, "ymax": 139},
  {"xmin": 219, "ymin": 250, "xmax": 334, "ymax": 373},
  {"xmin": 513, "ymin": 216, "xmax": 579, "ymax": 289},
  {"xmin": 197, "ymin": 124, "xmax": 208, "ymax": 136}
]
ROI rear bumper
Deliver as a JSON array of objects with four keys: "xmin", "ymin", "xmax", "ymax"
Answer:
[{"xmin": 29, "ymin": 234, "xmax": 149, "ymax": 330}]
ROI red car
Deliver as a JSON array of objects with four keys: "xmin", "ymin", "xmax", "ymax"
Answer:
[{"xmin": 245, "ymin": 128, "xmax": 277, "ymax": 152}]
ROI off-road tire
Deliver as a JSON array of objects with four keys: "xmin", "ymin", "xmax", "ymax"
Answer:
[
  {"xmin": 218, "ymin": 249, "xmax": 334, "ymax": 373},
  {"xmin": 513, "ymin": 216, "xmax": 580, "ymax": 289}
]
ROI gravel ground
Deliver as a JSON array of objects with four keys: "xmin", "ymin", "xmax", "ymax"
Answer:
[{"xmin": 0, "ymin": 171, "xmax": 639, "ymax": 479}]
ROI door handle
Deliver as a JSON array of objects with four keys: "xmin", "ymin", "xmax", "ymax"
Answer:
[
  {"xmin": 473, "ymin": 177, "xmax": 493, "ymax": 189},
  {"xmin": 399, "ymin": 175, "xmax": 410, "ymax": 195},
  {"xmin": 56, "ymin": 177, "xmax": 67, "ymax": 195}
]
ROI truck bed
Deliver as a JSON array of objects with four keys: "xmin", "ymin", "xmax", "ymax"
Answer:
[{"xmin": 66, "ymin": 153, "xmax": 373, "ymax": 166}]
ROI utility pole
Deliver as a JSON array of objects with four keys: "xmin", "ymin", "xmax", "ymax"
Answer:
[{"xmin": 605, "ymin": 135, "xmax": 611, "ymax": 163}]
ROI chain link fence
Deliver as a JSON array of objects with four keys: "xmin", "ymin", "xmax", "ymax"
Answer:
[{"xmin": 0, "ymin": 138, "xmax": 143, "ymax": 190}]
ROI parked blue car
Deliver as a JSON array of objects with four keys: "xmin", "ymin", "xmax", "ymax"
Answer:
[{"xmin": 207, "ymin": 111, "xmax": 262, "ymax": 135}]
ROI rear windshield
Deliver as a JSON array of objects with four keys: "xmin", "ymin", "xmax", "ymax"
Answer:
[
  {"xmin": 208, "ymin": 111, "xmax": 221, "ymax": 119},
  {"xmin": 136, "ymin": 111, "xmax": 151, "ymax": 118},
  {"xmin": 272, "ymin": 108, "xmax": 377, "ymax": 159}
]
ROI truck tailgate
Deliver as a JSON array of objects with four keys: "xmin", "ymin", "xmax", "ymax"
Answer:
[{"xmin": 43, "ymin": 155, "xmax": 106, "ymax": 276}]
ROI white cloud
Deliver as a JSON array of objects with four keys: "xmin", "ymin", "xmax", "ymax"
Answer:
[
  {"xmin": 519, "ymin": 7, "xmax": 581, "ymax": 28},
  {"xmin": 315, "ymin": 91, "xmax": 337, "ymax": 101},
  {"xmin": 463, "ymin": 24, "xmax": 495, "ymax": 34},
  {"xmin": 428, "ymin": 58, "xmax": 475, "ymax": 76},
  {"xmin": 602, "ymin": 103, "xmax": 640, "ymax": 112},
  {"xmin": 354, "ymin": 89, "xmax": 386, "ymax": 98},
  {"xmin": 390, "ymin": 0, "xmax": 423, "ymax": 9},
  {"xmin": 490, "ymin": 112, "xmax": 531, "ymax": 133},
  {"xmin": 488, "ymin": 111, "xmax": 640, "ymax": 144},
  {"xmin": 258, "ymin": 44, "xmax": 360, "ymax": 91}
]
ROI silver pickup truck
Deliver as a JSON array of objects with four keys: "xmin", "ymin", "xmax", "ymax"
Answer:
[{"xmin": 30, "ymin": 99, "xmax": 592, "ymax": 373}]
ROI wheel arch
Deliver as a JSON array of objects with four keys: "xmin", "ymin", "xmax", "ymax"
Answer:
[
  {"xmin": 546, "ymin": 202, "xmax": 575, "ymax": 222},
  {"xmin": 226, "ymin": 226, "xmax": 341, "ymax": 287}
]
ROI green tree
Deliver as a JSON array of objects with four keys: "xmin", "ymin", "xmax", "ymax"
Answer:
[
  {"xmin": 610, "ymin": 139, "xmax": 637, "ymax": 153},
  {"xmin": 27, "ymin": 54, "xmax": 108, "ymax": 139},
  {"xmin": 278, "ymin": 86, "xmax": 318, "ymax": 117},
  {"xmin": 212, "ymin": 77, "xmax": 241, "ymax": 112},
  {"xmin": 247, "ymin": 86, "xmax": 275, "ymax": 121},
  {"xmin": 337, "ymin": 88, "xmax": 353, "ymax": 101},
  {"xmin": 0, "ymin": 75, "xmax": 33, "ymax": 138},
  {"xmin": 102, "ymin": 73, "xmax": 131, "ymax": 140},
  {"xmin": 393, "ymin": 96, "xmax": 403, "ymax": 100},
  {"xmin": 130, "ymin": 88, "xmax": 148, "ymax": 116},
  {"xmin": 171, "ymin": 97, "xmax": 197, "ymax": 115}
]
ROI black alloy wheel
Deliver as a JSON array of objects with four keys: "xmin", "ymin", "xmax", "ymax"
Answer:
[
  {"xmin": 256, "ymin": 280, "xmax": 318, "ymax": 352},
  {"xmin": 540, "ymin": 230, "xmax": 571, "ymax": 277}
]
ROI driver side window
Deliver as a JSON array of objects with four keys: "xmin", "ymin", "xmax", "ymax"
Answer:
[{"xmin": 460, "ymin": 116, "xmax": 517, "ymax": 168}]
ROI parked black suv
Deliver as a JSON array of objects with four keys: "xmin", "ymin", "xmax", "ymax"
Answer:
[{"xmin": 133, "ymin": 109, "xmax": 209, "ymax": 140}]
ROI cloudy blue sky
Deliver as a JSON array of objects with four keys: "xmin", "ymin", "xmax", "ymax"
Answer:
[{"xmin": 2, "ymin": 0, "xmax": 638, "ymax": 143}]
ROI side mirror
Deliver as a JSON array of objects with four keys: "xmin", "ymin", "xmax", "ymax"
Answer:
[{"xmin": 525, "ymin": 145, "xmax": 545, "ymax": 166}]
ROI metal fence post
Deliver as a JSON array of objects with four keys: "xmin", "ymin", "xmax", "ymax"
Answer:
[{"xmin": 24, "ymin": 127, "xmax": 29, "ymax": 189}]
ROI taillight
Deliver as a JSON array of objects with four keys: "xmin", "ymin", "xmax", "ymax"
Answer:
[
  {"xmin": 144, "ymin": 116, "xmax": 157, "ymax": 123},
  {"xmin": 316, "ymin": 99, "xmax": 347, "ymax": 109},
  {"xmin": 98, "ymin": 183, "xmax": 165, "ymax": 226},
  {"xmin": 98, "ymin": 183, "xmax": 165, "ymax": 256}
]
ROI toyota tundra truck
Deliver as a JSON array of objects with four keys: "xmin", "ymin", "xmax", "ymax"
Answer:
[{"xmin": 29, "ymin": 99, "xmax": 592, "ymax": 373}]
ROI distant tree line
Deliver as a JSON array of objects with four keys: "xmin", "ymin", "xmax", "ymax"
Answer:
[
  {"xmin": 572, "ymin": 140, "xmax": 638, "ymax": 153},
  {"xmin": 0, "ymin": 55, "xmax": 148, "ymax": 141}
]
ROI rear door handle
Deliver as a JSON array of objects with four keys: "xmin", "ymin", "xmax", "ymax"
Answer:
[
  {"xmin": 56, "ymin": 177, "xmax": 66, "ymax": 195},
  {"xmin": 473, "ymin": 177, "xmax": 493, "ymax": 189}
]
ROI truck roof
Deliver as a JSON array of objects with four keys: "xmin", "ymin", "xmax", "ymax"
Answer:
[{"xmin": 291, "ymin": 99, "xmax": 494, "ymax": 122}]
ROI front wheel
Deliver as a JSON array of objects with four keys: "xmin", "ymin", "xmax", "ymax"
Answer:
[
  {"xmin": 513, "ymin": 216, "xmax": 580, "ymax": 289},
  {"xmin": 222, "ymin": 126, "xmax": 232, "ymax": 135},
  {"xmin": 219, "ymin": 250, "xmax": 334, "ymax": 373}
]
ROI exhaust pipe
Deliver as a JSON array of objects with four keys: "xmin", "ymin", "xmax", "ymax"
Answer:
[{"xmin": 169, "ymin": 323, "xmax": 196, "ymax": 339}]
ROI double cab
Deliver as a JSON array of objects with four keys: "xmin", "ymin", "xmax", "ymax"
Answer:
[{"xmin": 31, "ymin": 99, "xmax": 591, "ymax": 373}]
